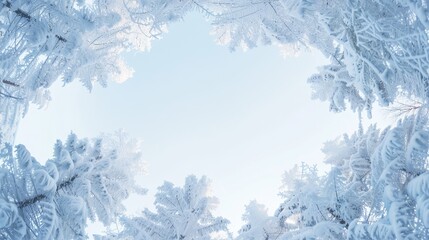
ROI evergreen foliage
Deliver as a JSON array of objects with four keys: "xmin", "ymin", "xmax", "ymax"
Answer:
[
  {"xmin": 237, "ymin": 114, "xmax": 429, "ymax": 239},
  {"xmin": 1, "ymin": 0, "xmax": 429, "ymax": 239},
  {"xmin": 0, "ymin": 131, "xmax": 144, "ymax": 239},
  {"xmin": 98, "ymin": 175, "xmax": 230, "ymax": 240}
]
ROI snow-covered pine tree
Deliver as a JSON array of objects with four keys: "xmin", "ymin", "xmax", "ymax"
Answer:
[
  {"xmin": 0, "ymin": 131, "xmax": 145, "ymax": 239},
  {"xmin": 210, "ymin": 0, "xmax": 429, "ymax": 116},
  {"xmin": 237, "ymin": 200, "xmax": 284, "ymax": 240},
  {"xmin": 0, "ymin": 0, "xmax": 151, "ymax": 143},
  {"xmin": 347, "ymin": 114, "xmax": 429, "ymax": 239},
  {"xmin": 236, "ymin": 113, "xmax": 428, "ymax": 239},
  {"xmin": 99, "ymin": 175, "xmax": 230, "ymax": 240},
  {"xmin": 275, "ymin": 163, "xmax": 348, "ymax": 239}
]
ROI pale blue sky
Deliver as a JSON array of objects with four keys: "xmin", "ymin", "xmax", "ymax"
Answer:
[{"xmin": 14, "ymin": 13, "xmax": 387, "ymax": 235}]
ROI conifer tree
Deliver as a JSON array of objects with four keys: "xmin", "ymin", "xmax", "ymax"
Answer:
[
  {"xmin": 100, "ymin": 175, "xmax": 230, "ymax": 240},
  {"xmin": 0, "ymin": 0, "xmax": 150, "ymax": 142},
  {"xmin": 0, "ymin": 131, "xmax": 144, "ymax": 239},
  {"xmin": 237, "ymin": 113, "xmax": 429, "ymax": 239}
]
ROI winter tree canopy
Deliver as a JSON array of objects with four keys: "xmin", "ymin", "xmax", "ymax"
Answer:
[{"xmin": 1, "ymin": 0, "xmax": 429, "ymax": 239}]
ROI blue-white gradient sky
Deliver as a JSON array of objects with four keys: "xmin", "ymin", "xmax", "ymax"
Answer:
[{"xmin": 15, "ymin": 13, "xmax": 390, "ymax": 236}]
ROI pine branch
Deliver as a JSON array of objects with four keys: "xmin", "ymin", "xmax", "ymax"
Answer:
[
  {"xmin": 2, "ymin": 79, "xmax": 20, "ymax": 87},
  {"xmin": 17, "ymin": 194, "xmax": 46, "ymax": 208},
  {"xmin": 56, "ymin": 174, "xmax": 78, "ymax": 190},
  {"xmin": 16, "ymin": 174, "xmax": 78, "ymax": 209}
]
